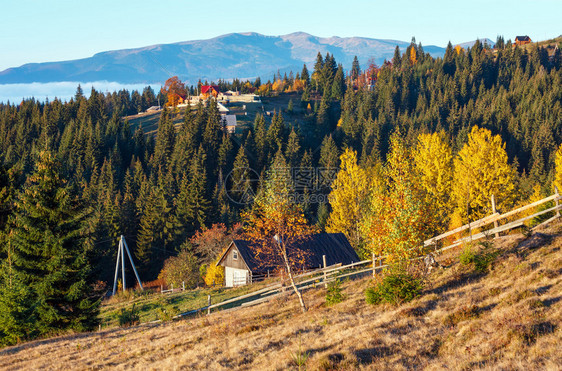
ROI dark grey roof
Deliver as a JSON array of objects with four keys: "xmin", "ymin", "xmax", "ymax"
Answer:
[
  {"xmin": 229, "ymin": 233, "xmax": 360, "ymax": 272},
  {"xmin": 515, "ymin": 36, "xmax": 531, "ymax": 41}
]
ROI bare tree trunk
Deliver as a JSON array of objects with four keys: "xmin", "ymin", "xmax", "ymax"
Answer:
[{"xmin": 282, "ymin": 247, "xmax": 307, "ymax": 313}]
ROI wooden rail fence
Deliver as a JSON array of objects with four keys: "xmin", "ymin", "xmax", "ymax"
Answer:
[{"xmin": 173, "ymin": 190, "xmax": 561, "ymax": 319}]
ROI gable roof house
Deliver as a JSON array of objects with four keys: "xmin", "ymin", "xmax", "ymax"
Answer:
[
  {"xmin": 216, "ymin": 233, "xmax": 359, "ymax": 287},
  {"xmin": 201, "ymin": 85, "xmax": 220, "ymax": 98},
  {"xmin": 515, "ymin": 36, "xmax": 531, "ymax": 46}
]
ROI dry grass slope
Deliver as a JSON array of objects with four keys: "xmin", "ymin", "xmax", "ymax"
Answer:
[{"xmin": 1, "ymin": 223, "xmax": 561, "ymax": 370}]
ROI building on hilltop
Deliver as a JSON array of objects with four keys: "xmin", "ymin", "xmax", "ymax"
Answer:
[
  {"xmin": 216, "ymin": 233, "xmax": 359, "ymax": 287},
  {"xmin": 201, "ymin": 85, "xmax": 220, "ymax": 98},
  {"xmin": 515, "ymin": 36, "xmax": 532, "ymax": 46}
]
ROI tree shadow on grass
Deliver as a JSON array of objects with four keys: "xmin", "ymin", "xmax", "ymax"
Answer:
[
  {"xmin": 542, "ymin": 296, "xmax": 561, "ymax": 308},
  {"xmin": 0, "ymin": 324, "xmax": 157, "ymax": 356},
  {"xmin": 428, "ymin": 271, "xmax": 485, "ymax": 296},
  {"xmin": 354, "ymin": 345, "xmax": 395, "ymax": 364}
]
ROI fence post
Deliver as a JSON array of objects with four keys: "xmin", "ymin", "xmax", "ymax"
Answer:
[
  {"xmin": 554, "ymin": 186, "xmax": 560, "ymax": 218},
  {"xmin": 323, "ymin": 255, "xmax": 327, "ymax": 288},
  {"xmin": 182, "ymin": 281, "xmax": 185, "ymax": 291},
  {"xmin": 372, "ymin": 252, "xmax": 376, "ymax": 277},
  {"xmin": 491, "ymin": 194, "xmax": 500, "ymax": 238},
  {"xmin": 207, "ymin": 295, "xmax": 211, "ymax": 315}
]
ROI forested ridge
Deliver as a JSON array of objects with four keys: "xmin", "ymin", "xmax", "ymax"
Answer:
[{"xmin": 0, "ymin": 37, "xmax": 561, "ymax": 344}]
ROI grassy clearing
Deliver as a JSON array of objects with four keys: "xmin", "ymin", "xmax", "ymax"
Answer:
[
  {"xmin": 100, "ymin": 280, "xmax": 276, "ymax": 328},
  {"xmin": 2, "ymin": 222, "xmax": 561, "ymax": 369},
  {"xmin": 122, "ymin": 92, "xmax": 314, "ymax": 137},
  {"xmin": 124, "ymin": 108, "xmax": 187, "ymax": 134}
]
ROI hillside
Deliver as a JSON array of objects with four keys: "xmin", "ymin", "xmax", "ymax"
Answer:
[
  {"xmin": 0, "ymin": 32, "xmax": 449, "ymax": 84},
  {"xmin": 517, "ymin": 35, "xmax": 562, "ymax": 55},
  {"xmin": 2, "ymin": 222, "xmax": 560, "ymax": 370}
]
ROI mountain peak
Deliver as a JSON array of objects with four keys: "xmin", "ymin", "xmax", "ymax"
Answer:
[{"xmin": 0, "ymin": 32, "xmax": 467, "ymax": 85}]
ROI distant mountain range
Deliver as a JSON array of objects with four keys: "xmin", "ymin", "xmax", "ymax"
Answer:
[{"xmin": 0, "ymin": 33, "xmax": 494, "ymax": 85}]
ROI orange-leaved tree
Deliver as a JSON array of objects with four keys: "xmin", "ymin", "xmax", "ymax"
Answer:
[
  {"xmin": 191, "ymin": 223, "xmax": 242, "ymax": 287},
  {"xmin": 161, "ymin": 76, "xmax": 187, "ymax": 107},
  {"xmin": 242, "ymin": 150, "xmax": 315, "ymax": 313},
  {"xmin": 191, "ymin": 223, "xmax": 242, "ymax": 264}
]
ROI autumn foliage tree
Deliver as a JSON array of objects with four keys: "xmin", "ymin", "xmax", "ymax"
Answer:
[
  {"xmin": 190, "ymin": 223, "xmax": 233, "ymax": 264},
  {"xmin": 553, "ymin": 144, "xmax": 562, "ymax": 192},
  {"xmin": 161, "ymin": 76, "xmax": 187, "ymax": 107},
  {"xmin": 362, "ymin": 134, "xmax": 426, "ymax": 265},
  {"xmin": 158, "ymin": 245, "xmax": 200, "ymax": 288},
  {"xmin": 326, "ymin": 149, "xmax": 370, "ymax": 250},
  {"xmin": 452, "ymin": 126, "xmax": 517, "ymax": 220},
  {"xmin": 413, "ymin": 132, "xmax": 453, "ymax": 230},
  {"xmin": 242, "ymin": 151, "xmax": 315, "ymax": 312},
  {"xmin": 191, "ymin": 223, "xmax": 241, "ymax": 287}
]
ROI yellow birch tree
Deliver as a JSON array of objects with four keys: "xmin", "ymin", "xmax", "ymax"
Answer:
[
  {"xmin": 413, "ymin": 132, "xmax": 453, "ymax": 230},
  {"xmin": 452, "ymin": 126, "xmax": 517, "ymax": 220},
  {"xmin": 362, "ymin": 133, "xmax": 426, "ymax": 265},
  {"xmin": 553, "ymin": 144, "xmax": 562, "ymax": 192},
  {"xmin": 326, "ymin": 149, "xmax": 370, "ymax": 249}
]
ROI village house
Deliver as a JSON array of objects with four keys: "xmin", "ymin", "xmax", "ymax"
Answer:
[
  {"xmin": 515, "ymin": 36, "xmax": 531, "ymax": 46},
  {"xmin": 221, "ymin": 114, "xmax": 237, "ymax": 133},
  {"xmin": 216, "ymin": 233, "xmax": 360, "ymax": 287},
  {"xmin": 201, "ymin": 85, "xmax": 220, "ymax": 98}
]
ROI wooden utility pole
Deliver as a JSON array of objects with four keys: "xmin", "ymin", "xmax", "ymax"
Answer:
[{"xmin": 112, "ymin": 235, "xmax": 144, "ymax": 296}]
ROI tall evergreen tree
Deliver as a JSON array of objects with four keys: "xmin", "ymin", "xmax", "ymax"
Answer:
[
  {"xmin": 301, "ymin": 64, "xmax": 310, "ymax": 86},
  {"xmin": 267, "ymin": 111, "xmax": 285, "ymax": 156},
  {"xmin": 6, "ymin": 151, "xmax": 99, "ymax": 339},
  {"xmin": 331, "ymin": 65, "xmax": 346, "ymax": 100},
  {"xmin": 151, "ymin": 108, "xmax": 176, "ymax": 172},
  {"xmin": 351, "ymin": 56, "xmax": 361, "ymax": 80},
  {"xmin": 175, "ymin": 146, "xmax": 210, "ymax": 237},
  {"xmin": 285, "ymin": 128, "xmax": 301, "ymax": 168},
  {"xmin": 313, "ymin": 52, "xmax": 324, "ymax": 92},
  {"xmin": 253, "ymin": 114, "xmax": 268, "ymax": 172},
  {"xmin": 393, "ymin": 46, "xmax": 402, "ymax": 66}
]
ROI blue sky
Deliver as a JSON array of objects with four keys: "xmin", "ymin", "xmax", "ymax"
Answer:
[{"xmin": 1, "ymin": 0, "xmax": 560, "ymax": 71}]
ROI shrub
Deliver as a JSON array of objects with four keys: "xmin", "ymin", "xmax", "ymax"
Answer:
[
  {"xmin": 118, "ymin": 304, "xmax": 140, "ymax": 327},
  {"xmin": 202, "ymin": 263, "xmax": 225, "ymax": 287},
  {"xmin": 325, "ymin": 278, "xmax": 345, "ymax": 306},
  {"xmin": 459, "ymin": 245, "xmax": 476, "ymax": 265},
  {"xmin": 459, "ymin": 245, "xmax": 498, "ymax": 273},
  {"xmin": 365, "ymin": 271, "xmax": 424, "ymax": 305},
  {"xmin": 474, "ymin": 251, "xmax": 498, "ymax": 273},
  {"xmin": 157, "ymin": 304, "xmax": 179, "ymax": 322},
  {"xmin": 158, "ymin": 247, "xmax": 200, "ymax": 289}
]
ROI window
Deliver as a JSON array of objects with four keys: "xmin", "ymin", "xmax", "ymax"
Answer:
[{"xmin": 233, "ymin": 250, "xmax": 238, "ymax": 260}]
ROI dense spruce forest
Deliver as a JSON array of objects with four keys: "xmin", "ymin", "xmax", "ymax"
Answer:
[{"xmin": 0, "ymin": 38, "xmax": 561, "ymax": 344}]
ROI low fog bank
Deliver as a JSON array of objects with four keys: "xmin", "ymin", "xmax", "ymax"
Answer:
[{"xmin": 0, "ymin": 81, "xmax": 160, "ymax": 104}]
